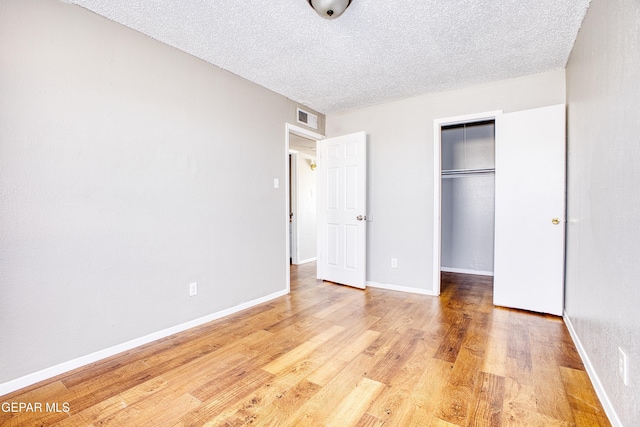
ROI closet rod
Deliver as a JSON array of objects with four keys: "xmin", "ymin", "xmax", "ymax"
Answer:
[{"xmin": 441, "ymin": 168, "xmax": 495, "ymax": 176}]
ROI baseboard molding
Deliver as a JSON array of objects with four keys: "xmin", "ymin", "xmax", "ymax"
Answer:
[
  {"xmin": 294, "ymin": 257, "xmax": 317, "ymax": 265},
  {"xmin": 563, "ymin": 311, "xmax": 622, "ymax": 427},
  {"xmin": 441, "ymin": 267, "xmax": 494, "ymax": 276},
  {"xmin": 366, "ymin": 281, "xmax": 435, "ymax": 296},
  {"xmin": 0, "ymin": 288, "xmax": 289, "ymax": 397}
]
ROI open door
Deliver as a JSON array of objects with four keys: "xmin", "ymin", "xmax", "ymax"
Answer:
[
  {"xmin": 493, "ymin": 104, "xmax": 566, "ymax": 315},
  {"xmin": 317, "ymin": 131, "xmax": 367, "ymax": 289}
]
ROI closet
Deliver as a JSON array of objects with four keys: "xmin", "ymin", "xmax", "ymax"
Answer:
[{"xmin": 440, "ymin": 120, "xmax": 495, "ymax": 276}]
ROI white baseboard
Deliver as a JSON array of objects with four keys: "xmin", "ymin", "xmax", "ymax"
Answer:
[
  {"xmin": 0, "ymin": 288, "xmax": 289, "ymax": 397},
  {"xmin": 441, "ymin": 267, "xmax": 494, "ymax": 276},
  {"xmin": 366, "ymin": 281, "xmax": 435, "ymax": 296},
  {"xmin": 563, "ymin": 310, "xmax": 622, "ymax": 427},
  {"xmin": 294, "ymin": 257, "xmax": 317, "ymax": 265}
]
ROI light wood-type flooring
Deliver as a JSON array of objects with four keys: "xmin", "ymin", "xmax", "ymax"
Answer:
[{"xmin": 0, "ymin": 263, "xmax": 610, "ymax": 426}]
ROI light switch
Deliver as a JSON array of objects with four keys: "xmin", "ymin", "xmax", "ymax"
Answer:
[{"xmin": 274, "ymin": 178, "xmax": 279, "ymax": 189}]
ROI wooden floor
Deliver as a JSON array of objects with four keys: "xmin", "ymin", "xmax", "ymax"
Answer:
[{"xmin": 1, "ymin": 264, "xmax": 610, "ymax": 426}]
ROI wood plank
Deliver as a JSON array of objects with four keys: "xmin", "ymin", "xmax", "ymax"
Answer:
[
  {"xmin": 179, "ymin": 370, "xmax": 274, "ymax": 426},
  {"xmin": 482, "ymin": 309, "xmax": 510, "ymax": 377},
  {"xmin": 395, "ymin": 358, "xmax": 453, "ymax": 426},
  {"xmin": 306, "ymin": 329, "xmax": 380, "ymax": 386},
  {"xmin": 53, "ymin": 377, "xmax": 169, "ymax": 426},
  {"xmin": 507, "ymin": 311, "xmax": 532, "ymax": 372},
  {"xmin": 559, "ymin": 367, "xmax": 611, "ymax": 426},
  {"xmin": 263, "ymin": 292, "xmax": 350, "ymax": 333},
  {"xmin": 91, "ymin": 388, "xmax": 201, "ymax": 427},
  {"xmin": 312, "ymin": 289, "xmax": 364, "ymax": 319},
  {"xmin": 355, "ymin": 413, "xmax": 386, "ymax": 427},
  {"xmin": 365, "ymin": 328, "xmax": 424, "ymax": 384},
  {"xmin": 281, "ymin": 353, "xmax": 379, "ymax": 426},
  {"xmin": 262, "ymin": 324, "xmax": 345, "ymax": 374},
  {"xmin": 434, "ymin": 344, "xmax": 483, "ymax": 424},
  {"xmin": 335, "ymin": 329, "xmax": 382, "ymax": 363},
  {"xmin": 305, "ymin": 358, "xmax": 348, "ymax": 388},
  {"xmin": 529, "ymin": 319, "xmax": 574, "ymax": 424},
  {"xmin": 322, "ymin": 377, "xmax": 386, "ymax": 426},
  {"xmin": 433, "ymin": 313, "xmax": 472, "ymax": 363},
  {"xmin": 501, "ymin": 356, "xmax": 539, "ymax": 427},
  {"xmin": 159, "ymin": 331, "xmax": 268, "ymax": 394},
  {"xmin": 192, "ymin": 353, "xmax": 324, "ymax": 426},
  {"xmin": 467, "ymin": 371, "xmax": 505, "ymax": 427},
  {"xmin": 224, "ymin": 379, "xmax": 321, "ymax": 427},
  {"xmin": 365, "ymin": 326, "xmax": 436, "ymax": 425},
  {"xmin": 429, "ymin": 417, "xmax": 462, "ymax": 427}
]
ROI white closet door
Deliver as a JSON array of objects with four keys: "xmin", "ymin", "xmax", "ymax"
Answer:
[{"xmin": 493, "ymin": 104, "xmax": 566, "ymax": 316}]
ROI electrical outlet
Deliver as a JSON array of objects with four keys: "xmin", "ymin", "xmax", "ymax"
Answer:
[
  {"xmin": 391, "ymin": 258, "xmax": 398, "ymax": 268},
  {"xmin": 189, "ymin": 282, "xmax": 198, "ymax": 297},
  {"xmin": 618, "ymin": 347, "xmax": 629, "ymax": 386}
]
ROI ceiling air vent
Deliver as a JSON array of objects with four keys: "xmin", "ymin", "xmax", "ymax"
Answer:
[{"xmin": 297, "ymin": 108, "xmax": 318, "ymax": 129}]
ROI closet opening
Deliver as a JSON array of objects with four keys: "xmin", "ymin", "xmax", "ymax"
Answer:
[{"xmin": 440, "ymin": 120, "xmax": 496, "ymax": 283}]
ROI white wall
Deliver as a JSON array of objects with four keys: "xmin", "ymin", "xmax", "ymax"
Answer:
[
  {"xmin": 0, "ymin": 0, "xmax": 322, "ymax": 388},
  {"xmin": 293, "ymin": 152, "xmax": 317, "ymax": 263},
  {"xmin": 326, "ymin": 70, "xmax": 565, "ymax": 293},
  {"xmin": 565, "ymin": 0, "xmax": 640, "ymax": 425}
]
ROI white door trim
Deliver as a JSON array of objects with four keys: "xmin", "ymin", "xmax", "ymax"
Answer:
[
  {"xmin": 432, "ymin": 110, "xmax": 502, "ymax": 296},
  {"xmin": 285, "ymin": 123, "xmax": 324, "ymax": 293}
]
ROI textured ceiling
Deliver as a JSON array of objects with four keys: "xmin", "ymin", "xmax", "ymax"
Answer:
[{"xmin": 69, "ymin": 0, "xmax": 591, "ymax": 114}]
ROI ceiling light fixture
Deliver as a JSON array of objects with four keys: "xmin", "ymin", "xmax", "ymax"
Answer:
[{"xmin": 308, "ymin": 0, "xmax": 352, "ymax": 19}]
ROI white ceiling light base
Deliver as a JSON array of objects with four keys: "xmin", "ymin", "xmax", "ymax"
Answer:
[{"xmin": 308, "ymin": 0, "xmax": 352, "ymax": 19}]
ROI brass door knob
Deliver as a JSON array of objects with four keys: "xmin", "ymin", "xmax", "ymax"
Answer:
[{"xmin": 552, "ymin": 218, "xmax": 560, "ymax": 225}]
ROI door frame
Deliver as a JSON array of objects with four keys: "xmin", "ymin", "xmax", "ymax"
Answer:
[
  {"xmin": 285, "ymin": 123, "xmax": 324, "ymax": 293},
  {"xmin": 432, "ymin": 110, "xmax": 502, "ymax": 296}
]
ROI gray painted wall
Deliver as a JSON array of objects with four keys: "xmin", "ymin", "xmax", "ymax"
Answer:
[
  {"xmin": 326, "ymin": 70, "xmax": 565, "ymax": 292},
  {"xmin": 565, "ymin": 0, "xmax": 640, "ymax": 425},
  {"xmin": 0, "ymin": 0, "xmax": 322, "ymax": 385}
]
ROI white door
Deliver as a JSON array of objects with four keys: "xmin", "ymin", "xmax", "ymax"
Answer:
[
  {"xmin": 317, "ymin": 131, "xmax": 367, "ymax": 288},
  {"xmin": 493, "ymin": 104, "xmax": 566, "ymax": 315}
]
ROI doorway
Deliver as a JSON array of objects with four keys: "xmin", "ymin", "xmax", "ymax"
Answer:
[
  {"xmin": 285, "ymin": 124, "xmax": 324, "ymax": 292},
  {"xmin": 289, "ymin": 134, "xmax": 319, "ymax": 265},
  {"xmin": 440, "ymin": 120, "xmax": 496, "ymax": 276},
  {"xmin": 433, "ymin": 111, "xmax": 502, "ymax": 296}
]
